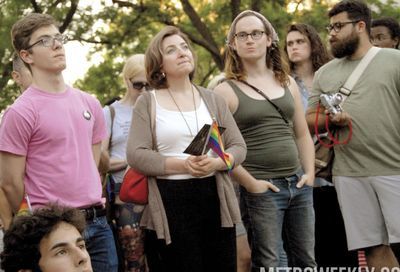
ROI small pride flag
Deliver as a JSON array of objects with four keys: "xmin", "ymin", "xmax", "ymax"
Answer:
[
  {"xmin": 207, "ymin": 120, "xmax": 233, "ymax": 171},
  {"xmin": 17, "ymin": 194, "xmax": 32, "ymax": 216}
]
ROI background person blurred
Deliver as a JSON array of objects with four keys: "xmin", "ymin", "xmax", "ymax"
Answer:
[
  {"xmin": 11, "ymin": 53, "xmax": 32, "ymax": 92},
  {"xmin": 127, "ymin": 25, "xmax": 246, "ymax": 272},
  {"xmin": 101, "ymin": 54, "xmax": 149, "ymax": 272},
  {"xmin": 284, "ymin": 23, "xmax": 331, "ymax": 111},
  {"xmin": 371, "ymin": 17, "xmax": 400, "ymax": 49},
  {"xmin": 214, "ymin": 10, "xmax": 316, "ymax": 270},
  {"xmin": 0, "ymin": 204, "xmax": 91, "ymax": 272}
]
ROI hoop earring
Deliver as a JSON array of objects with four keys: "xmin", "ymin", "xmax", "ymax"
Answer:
[{"xmin": 161, "ymin": 72, "xmax": 166, "ymax": 78}]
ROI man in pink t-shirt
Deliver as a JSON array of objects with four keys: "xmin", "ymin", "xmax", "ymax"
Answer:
[{"xmin": 0, "ymin": 13, "xmax": 118, "ymax": 271}]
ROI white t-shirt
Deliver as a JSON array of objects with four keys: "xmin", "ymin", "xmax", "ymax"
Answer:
[{"xmin": 103, "ymin": 100, "xmax": 133, "ymax": 183}]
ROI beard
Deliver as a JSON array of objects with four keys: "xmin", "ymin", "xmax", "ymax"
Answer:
[{"xmin": 330, "ymin": 31, "xmax": 359, "ymax": 58}]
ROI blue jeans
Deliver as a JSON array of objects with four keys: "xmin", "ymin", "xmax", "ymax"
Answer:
[
  {"xmin": 241, "ymin": 174, "xmax": 316, "ymax": 271},
  {"xmin": 83, "ymin": 215, "xmax": 118, "ymax": 272}
]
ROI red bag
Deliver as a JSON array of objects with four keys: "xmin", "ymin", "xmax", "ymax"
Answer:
[{"xmin": 119, "ymin": 168, "xmax": 148, "ymax": 205}]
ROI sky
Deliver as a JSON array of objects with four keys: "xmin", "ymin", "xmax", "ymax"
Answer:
[
  {"xmin": 62, "ymin": 0, "xmax": 109, "ymax": 85},
  {"xmin": 63, "ymin": 41, "xmax": 95, "ymax": 85}
]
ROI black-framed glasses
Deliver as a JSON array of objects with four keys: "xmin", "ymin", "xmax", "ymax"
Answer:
[
  {"xmin": 26, "ymin": 34, "xmax": 69, "ymax": 50},
  {"xmin": 130, "ymin": 81, "xmax": 151, "ymax": 91},
  {"xmin": 326, "ymin": 21, "xmax": 359, "ymax": 33},
  {"xmin": 234, "ymin": 30, "xmax": 265, "ymax": 41}
]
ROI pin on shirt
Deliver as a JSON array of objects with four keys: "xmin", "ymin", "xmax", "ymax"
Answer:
[{"xmin": 83, "ymin": 110, "xmax": 92, "ymax": 120}]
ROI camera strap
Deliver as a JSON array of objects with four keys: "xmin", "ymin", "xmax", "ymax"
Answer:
[{"xmin": 338, "ymin": 46, "xmax": 381, "ymax": 104}]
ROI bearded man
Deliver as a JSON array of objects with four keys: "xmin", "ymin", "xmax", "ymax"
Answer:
[{"xmin": 306, "ymin": 0, "xmax": 400, "ymax": 270}]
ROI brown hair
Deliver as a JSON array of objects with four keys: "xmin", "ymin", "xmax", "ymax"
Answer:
[
  {"xmin": 11, "ymin": 13, "xmax": 58, "ymax": 53},
  {"xmin": 145, "ymin": 26, "xmax": 196, "ymax": 89},
  {"xmin": 284, "ymin": 23, "xmax": 331, "ymax": 73},
  {"xmin": 224, "ymin": 10, "xmax": 289, "ymax": 85}
]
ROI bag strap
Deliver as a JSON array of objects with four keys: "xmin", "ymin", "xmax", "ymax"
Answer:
[
  {"xmin": 149, "ymin": 93, "xmax": 157, "ymax": 151},
  {"xmin": 314, "ymin": 48, "xmax": 379, "ymax": 147},
  {"xmin": 108, "ymin": 105, "xmax": 115, "ymax": 149},
  {"xmin": 236, "ymin": 80, "xmax": 290, "ymax": 125},
  {"xmin": 339, "ymin": 46, "xmax": 380, "ymax": 104}
]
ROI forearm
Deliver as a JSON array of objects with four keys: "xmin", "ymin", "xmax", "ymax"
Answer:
[
  {"xmin": 306, "ymin": 109, "xmax": 327, "ymax": 135},
  {"xmin": 0, "ymin": 188, "xmax": 13, "ymax": 230},
  {"xmin": 109, "ymin": 158, "xmax": 128, "ymax": 172},
  {"xmin": 296, "ymin": 134, "xmax": 315, "ymax": 177},
  {"xmin": 1, "ymin": 179, "xmax": 24, "ymax": 212},
  {"xmin": 164, "ymin": 157, "xmax": 189, "ymax": 175},
  {"xmin": 0, "ymin": 153, "xmax": 26, "ymax": 212},
  {"xmin": 231, "ymin": 165, "xmax": 257, "ymax": 189}
]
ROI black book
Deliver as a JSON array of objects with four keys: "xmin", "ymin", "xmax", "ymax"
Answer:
[{"xmin": 183, "ymin": 123, "xmax": 226, "ymax": 156}]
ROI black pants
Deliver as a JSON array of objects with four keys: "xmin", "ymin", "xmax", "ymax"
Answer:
[
  {"xmin": 145, "ymin": 176, "xmax": 236, "ymax": 272},
  {"xmin": 314, "ymin": 186, "xmax": 358, "ymax": 267}
]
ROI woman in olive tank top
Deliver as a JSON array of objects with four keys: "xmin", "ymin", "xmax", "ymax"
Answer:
[{"xmin": 214, "ymin": 10, "xmax": 316, "ymax": 270}]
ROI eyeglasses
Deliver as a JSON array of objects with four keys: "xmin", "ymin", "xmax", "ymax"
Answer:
[
  {"xmin": 25, "ymin": 34, "xmax": 69, "ymax": 50},
  {"xmin": 234, "ymin": 30, "xmax": 265, "ymax": 41},
  {"xmin": 326, "ymin": 21, "xmax": 359, "ymax": 33},
  {"xmin": 130, "ymin": 81, "xmax": 151, "ymax": 91}
]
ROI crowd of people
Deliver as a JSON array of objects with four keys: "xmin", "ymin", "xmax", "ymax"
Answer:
[{"xmin": 0, "ymin": 0, "xmax": 399, "ymax": 271}]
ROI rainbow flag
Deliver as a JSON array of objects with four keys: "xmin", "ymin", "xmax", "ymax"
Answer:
[
  {"xmin": 17, "ymin": 194, "xmax": 32, "ymax": 216},
  {"xmin": 207, "ymin": 120, "xmax": 233, "ymax": 171}
]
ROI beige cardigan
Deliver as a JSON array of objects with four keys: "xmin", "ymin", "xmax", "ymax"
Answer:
[{"xmin": 126, "ymin": 86, "xmax": 246, "ymax": 244}]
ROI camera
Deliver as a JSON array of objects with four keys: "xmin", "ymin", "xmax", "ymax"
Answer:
[{"xmin": 320, "ymin": 93, "xmax": 343, "ymax": 115}]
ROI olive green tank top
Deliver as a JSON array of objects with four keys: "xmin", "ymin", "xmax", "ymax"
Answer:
[{"xmin": 228, "ymin": 81, "xmax": 300, "ymax": 179}]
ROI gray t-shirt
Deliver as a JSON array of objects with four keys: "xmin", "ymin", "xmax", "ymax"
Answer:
[
  {"xmin": 103, "ymin": 100, "xmax": 133, "ymax": 183},
  {"xmin": 309, "ymin": 48, "xmax": 400, "ymax": 176}
]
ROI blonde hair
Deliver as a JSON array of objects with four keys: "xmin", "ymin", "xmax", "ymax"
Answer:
[{"xmin": 122, "ymin": 54, "xmax": 145, "ymax": 81}]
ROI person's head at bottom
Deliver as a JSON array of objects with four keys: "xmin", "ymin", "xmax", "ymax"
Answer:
[{"xmin": 0, "ymin": 204, "xmax": 91, "ymax": 272}]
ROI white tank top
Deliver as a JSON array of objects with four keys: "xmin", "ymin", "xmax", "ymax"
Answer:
[{"xmin": 153, "ymin": 92, "xmax": 213, "ymax": 180}]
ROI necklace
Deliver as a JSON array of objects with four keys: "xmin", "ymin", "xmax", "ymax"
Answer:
[{"xmin": 167, "ymin": 84, "xmax": 199, "ymax": 137}]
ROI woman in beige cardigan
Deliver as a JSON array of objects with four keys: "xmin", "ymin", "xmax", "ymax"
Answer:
[{"xmin": 126, "ymin": 26, "xmax": 246, "ymax": 272}]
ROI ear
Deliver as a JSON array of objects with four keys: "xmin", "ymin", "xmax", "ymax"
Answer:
[
  {"xmin": 12, "ymin": 71, "xmax": 21, "ymax": 83},
  {"xmin": 393, "ymin": 37, "xmax": 400, "ymax": 48},
  {"xmin": 356, "ymin": 21, "xmax": 366, "ymax": 33},
  {"xmin": 19, "ymin": 50, "xmax": 33, "ymax": 65},
  {"xmin": 266, "ymin": 35, "xmax": 273, "ymax": 48}
]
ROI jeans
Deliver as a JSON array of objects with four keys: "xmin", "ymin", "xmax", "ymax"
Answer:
[
  {"xmin": 241, "ymin": 174, "xmax": 316, "ymax": 271},
  {"xmin": 83, "ymin": 215, "xmax": 118, "ymax": 272}
]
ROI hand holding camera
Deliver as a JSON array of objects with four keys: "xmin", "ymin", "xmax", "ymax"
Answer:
[{"xmin": 320, "ymin": 93, "xmax": 352, "ymax": 126}]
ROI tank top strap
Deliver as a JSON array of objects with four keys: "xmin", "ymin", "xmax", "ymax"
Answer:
[{"xmin": 226, "ymin": 80, "xmax": 248, "ymax": 100}]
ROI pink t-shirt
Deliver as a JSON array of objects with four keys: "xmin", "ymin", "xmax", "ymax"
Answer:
[{"xmin": 0, "ymin": 86, "xmax": 107, "ymax": 208}]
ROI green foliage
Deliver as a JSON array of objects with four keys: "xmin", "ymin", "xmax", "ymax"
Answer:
[{"xmin": 1, "ymin": 0, "xmax": 399, "ymax": 109}]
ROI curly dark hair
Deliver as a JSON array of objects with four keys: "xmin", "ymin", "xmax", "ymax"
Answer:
[
  {"xmin": 284, "ymin": 23, "xmax": 331, "ymax": 73},
  {"xmin": 0, "ymin": 204, "xmax": 86, "ymax": 272},
  {"xmin": 328, "ymin": 0, "xmax": 372, "ymax": 36},
  {"xmin": 372, "ymin": 17, "xmax": 400, "ymax": 48}
]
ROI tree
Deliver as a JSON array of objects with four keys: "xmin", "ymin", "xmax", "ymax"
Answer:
[{"xmin": 1, "ymin": 0, "xmax": 399, "ymax": 111}]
